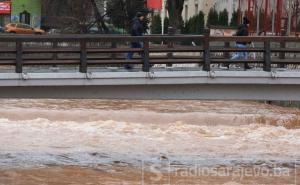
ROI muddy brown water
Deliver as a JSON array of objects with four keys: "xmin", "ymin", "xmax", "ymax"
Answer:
[{"xmin": 0, "ymin": 100, "xmax": 299, "ymax": 185}]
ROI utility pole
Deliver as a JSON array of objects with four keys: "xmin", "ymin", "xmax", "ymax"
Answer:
[
  {"xmin": 248, "ymin": 0, "xmax": 255, "ymax": 32},
  {"xmin": 256, "ymin": 1, "xmax": 260, "ymax": 35},
  {"xmin": 272, "ymin": 0, "xmax": 276, "ymax": 35},
  {"xmin": 275, "ymin": 0, "xmax": 283, "ymax": 35},
  {"xmin": 287, "ymin": 0, "xmax": 292, "ymax": 35},
  {"xmin": 161, "ymin": 0, "xmax": 166, "ymax": 35},
  {"xmin": 264, "ymin": 0, "xmax": 270, "ymax": 35},
  {"xmin": 238, "ymin": 0, "xmax": 241, "ymax": 24},
  {"xmin": 296, "ymin": 1, "xmax": 300, "ymax": 36}
]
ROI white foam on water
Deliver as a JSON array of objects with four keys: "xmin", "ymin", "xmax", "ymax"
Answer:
[
  {"xmin": 0, "ymin": 118, "xmax": 299, "ymax": 169},
  {"xmin": 0, "ymin": 100, "xmax": 299, "ymax": 169}
]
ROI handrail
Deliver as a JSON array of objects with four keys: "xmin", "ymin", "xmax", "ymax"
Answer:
[
  {"xmin": 1, "ymin": 34, "xmax": 299, "ymax": 41},
  {"xmin": 0, "ymin": 34, "xmax": 300, "ymax": 73}
]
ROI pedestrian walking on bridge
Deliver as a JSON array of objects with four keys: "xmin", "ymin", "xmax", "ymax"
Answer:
[
  {"xmin": 125, "ymin": 12, "xmax": 145, "ymax": 70},
  {"xmin": 231, "ymin": 17, "xmax": 252, "ymax": 69}
]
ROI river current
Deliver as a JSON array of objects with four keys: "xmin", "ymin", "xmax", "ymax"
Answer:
[{"xmin": 0, "ymin": 100, "xmax": 299, "ymax": 185}]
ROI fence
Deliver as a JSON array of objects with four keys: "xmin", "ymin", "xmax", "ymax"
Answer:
[{"xmin": 0, "ymin": 33, "xmax": 300, "ymax": 73}]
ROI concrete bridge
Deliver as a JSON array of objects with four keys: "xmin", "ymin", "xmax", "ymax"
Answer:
[{"xmin": 0, "ymin": 34, "xmax": 300, "ymax": 100}]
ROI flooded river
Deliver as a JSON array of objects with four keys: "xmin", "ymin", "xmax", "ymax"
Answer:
[{"xmin": 0, "ymin": 100, "xmax": 299, "ymax": 185}]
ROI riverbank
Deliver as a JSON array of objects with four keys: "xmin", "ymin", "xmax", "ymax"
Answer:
[
  {"xmin": 0, "ymin": 165, "xmax": 298, "ymax": 185},
  {"xmin": 267, "ymin": 101, "xmax": 300, "ymax": 109}
]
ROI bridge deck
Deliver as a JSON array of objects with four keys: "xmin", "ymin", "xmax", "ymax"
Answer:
[
  {"xmin": 0, "ymin": 34, "xmax": 300, "ymax": 100},
  {"xmin": 0, "ymin": 69, "xmax": 299, "ymax": 101}
]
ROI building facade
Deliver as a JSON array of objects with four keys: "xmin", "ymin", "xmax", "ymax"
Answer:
[
  {"xmin": 182, "ymin": 0, "xmax": 216, "ymax": 23},
  {"xmin": 214, "ymin": 0, "xmax": 238, "ymax": 24},
  {"xmin": 159, "ymin": 0, "xmax": 215, "ymax": 23},
  {"xmin": 11, "ymin": 0, "xmax": 41, "ymax": 28},
  {"xmin": 0, "ymin": 0, "xmax": 11, "ymax": 26},
  {"xmin": 0, "ymin": 0, "xmax": 41, "ymax": 27}
]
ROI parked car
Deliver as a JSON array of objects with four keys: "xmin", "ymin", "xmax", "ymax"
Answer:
[
  {"xmin": 88, "ymin": 24, "xmax": 127, "ymax": 34},
  {"xmin": 5, "ymin": 23, "xmax": 45, "ymax": 34}
]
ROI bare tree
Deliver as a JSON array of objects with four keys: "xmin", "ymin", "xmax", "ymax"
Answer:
[
  {"xmin": 42, "ymin": 0, "xmax": 108, "ymax": 33},
  {"xmin": 106, "ymin": 0, "xmax": 148, "ymax": 33},
  {"xmin": 90, "ymin": 0, "xmax": 109, "ymax": 33}
]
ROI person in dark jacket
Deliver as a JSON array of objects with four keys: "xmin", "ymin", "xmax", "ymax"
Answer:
[
  {"xmin": 131, "ymin": 12, "xmax": 145, "ymax": 36},
  {"xmin": 231, "ymin": 17, "xmax": 251, "ymax": 66},
  {"xmin": 125, "ymin": 12, "xmax": 145, "ymax": 70}
]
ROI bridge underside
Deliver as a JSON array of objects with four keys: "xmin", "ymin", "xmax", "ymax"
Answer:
[{"xmin": 0, "ymin": 71, "xmax": 300, "ymax": 101}]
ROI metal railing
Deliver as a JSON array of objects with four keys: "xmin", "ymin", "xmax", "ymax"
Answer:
[{"xmin": 0, "ymin": 33, "xmax": 300, "ymax": 73}]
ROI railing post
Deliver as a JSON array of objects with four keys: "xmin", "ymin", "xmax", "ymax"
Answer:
[
  {"xmin": 203, "ymin": 29, "xmax": 211, "ymax": 71},
  {"xmin": 143, "ymin": 39, "xmax": 150, "ymax": 72},
  {"xmin": 111, "ymin": 42, "xmax": 117, "ymax": 60},
  {"xmin": 264, "ymin": 41, "xmax": 271, "ymax": 72},
  {"xmin": 279, "ymin": 40, "xmax": 286, "ymax": 68},
  {"xmin": 51, "ymin": 41, "xmax": 58, "ymax": 69},
  {"xmin": 80, "ymin": 39, "xmax": 87, "ymax": 73},
  {"xmin": 167, "ymin": 27, "xmax": 175, "ymax": 67},
  {"xmin": 52, "ymin": 41, "xmax": 58, "ymax": 60},
  {"xmin": 16, "ymin": 41, "xmax": 23, "ymax": 73},
  {"xmin": 224, "ymin": 42, "xmax": 230, "ymax": 59}
]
